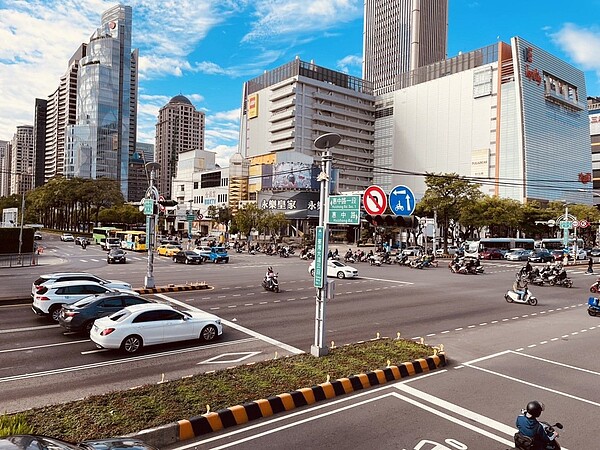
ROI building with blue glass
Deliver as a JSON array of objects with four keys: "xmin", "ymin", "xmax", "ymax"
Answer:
[{"xmin": 65, "ymin": 4, "xmax": 138, "ymax": 200}]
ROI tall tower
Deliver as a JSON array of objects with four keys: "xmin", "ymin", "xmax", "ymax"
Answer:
[
  {"xmin": 154, "ymin": 95, "xmax": 205, "ymax": 199},
  {"xmin": 65, "ymin": 5, "xmax": 138, "ymax": 200},
  {"xmin": 363, "ymin": 0, "xmax": 448, "ymax": 94},
  {"xmin": 10, "ymin": 126, "xmax": 34, "ymax": 195},
  {"xmin": 0, "ymin": 141, "xmax": 11, "ymax": 197}
]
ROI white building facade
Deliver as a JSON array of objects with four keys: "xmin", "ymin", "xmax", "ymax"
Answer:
[{"xmin": 374, "ymin": 36, "xmax": 592, "ymax": 205}]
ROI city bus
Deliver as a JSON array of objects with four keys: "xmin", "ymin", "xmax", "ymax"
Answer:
[
  {"xmin": 464, "ymin": 238, "xmax": 536, "ymax": 258},
  {"xmin": 92, "ymin": 227, "xmax": 121, "ymax": 245},
  {"xmin": 541, "ymin": 237, "xmax": 584, "ymax": 250},
  {"xmin": 115, "ymin": 230, "xmax": 147, "ymax": 251}
]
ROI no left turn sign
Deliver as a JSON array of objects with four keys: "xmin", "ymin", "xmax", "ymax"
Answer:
[{"xmin": 363, "ymin": 185, "xmax": 387, "ymax": 215}]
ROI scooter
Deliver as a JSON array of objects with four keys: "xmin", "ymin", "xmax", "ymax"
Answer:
[
  {"xmin": 548, "ymin": 270, "xmax": 573, "ymax": 288},
  {"xmin": 588, "ymin": 296, "xmax": 600, "ymax": 316},
  {"xmin": 590, "ymin": 278, "xmax": 600, "ymax": 293},
  {"xmin": 261, "ymin": 274, "xmax": 279, "ymax": 293},
  {"xmin": 515, "ymin": 419, "xmax": 563, "ymax": 449},
  {"xmin": 368, "ymin": 254, "xmax": 382, "ymax": 266},
  {"xmin": 505, "ymin": 288, "xmax": 538, "ymax": 306}
]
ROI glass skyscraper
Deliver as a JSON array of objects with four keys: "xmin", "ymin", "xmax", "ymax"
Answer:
[{"xmin": 65, "ymin": 4, "xmax": 138, "ymax": 200}]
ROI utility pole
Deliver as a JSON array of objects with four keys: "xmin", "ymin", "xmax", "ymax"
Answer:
[
  {"xmin": 144, "ymin": 162, "xmax": 161, "ymax": 289},
  {"xmin": 311, "ymin": 133, "xmax": 341, "ymax": 357}
]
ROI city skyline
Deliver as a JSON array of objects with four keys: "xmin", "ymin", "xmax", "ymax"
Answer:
[{"xmin": 1, "ymin": 0, "xmax": 600, "ymax": 169}]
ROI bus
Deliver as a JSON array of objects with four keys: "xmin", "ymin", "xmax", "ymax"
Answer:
[
  {"xmin": 92, "ymin": 227, "xmax": 121, "ymax": 245},
  {"xmin": 116, "ymin": 230, "xmax": 147, "ymax": 251},
  {"xmin": 464, "ymin": 238, "xmax": 536, "ymax": 258},
  {"xmin": 541, "ymin": 238, "xmax": 584, "ymax": 251}
]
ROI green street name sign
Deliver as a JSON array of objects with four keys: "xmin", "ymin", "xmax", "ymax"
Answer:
[
  {"xmin": 314, "ymin": 226, "xmax": 325, "ymax": 288},
  {"xmin": 144, "ymin": 199, "xmax": 154, "ymax": 216},
  {"xmin": 328, "ymin": 195, "xmax": 360, "ymax": 225}
]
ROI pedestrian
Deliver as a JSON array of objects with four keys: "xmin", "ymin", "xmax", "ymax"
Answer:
[
  {"xmin": 588, "ymin": 256, "xmax": 594, "ymax": 274},
  {"xmin": 562, "ymin": 252, "xmax": 569, "ymax": 266}
]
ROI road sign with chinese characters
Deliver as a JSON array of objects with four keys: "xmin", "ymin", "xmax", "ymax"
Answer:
[
  {"xmin": 328, "ymin": 195, "xmax": 360, "ymax": 225},
  {"xmin": 314, "ymin": 226, "xmax": 325, "ymax": 288}
]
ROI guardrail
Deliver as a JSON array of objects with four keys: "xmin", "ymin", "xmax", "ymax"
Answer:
[{"xmin": 0, "ymin": 253, "xmax": 38, "ymax": 268}]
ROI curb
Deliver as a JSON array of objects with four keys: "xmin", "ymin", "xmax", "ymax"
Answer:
[
  {"xmin": 132, "ymin": 353, "xmax": 447, "ymax": 448},
  {"xmin": 134, "ymin": 283, "xmax": 211, "ymax": 295}
]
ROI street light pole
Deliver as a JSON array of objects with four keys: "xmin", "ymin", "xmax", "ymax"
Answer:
[
  {"xmin": 311, "ymin": 132, "xmax": 341, "ymax": 357},
  {"xmin": 145, "ymin": 162, "xmax": 161, "ymax": 289}
]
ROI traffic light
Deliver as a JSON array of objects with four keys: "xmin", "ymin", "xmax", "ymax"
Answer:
[
  {"xmin": 364, "ymin": 214, "xmax": 417, "ymax": 228},
  {"xmin": 158, "ymin": 199, "xmax": 178, "ymax": 207}
]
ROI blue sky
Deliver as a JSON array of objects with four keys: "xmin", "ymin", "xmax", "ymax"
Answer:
[{"xmin": 1, "ymin": 0, "xmax": 600, "ymax": 168}]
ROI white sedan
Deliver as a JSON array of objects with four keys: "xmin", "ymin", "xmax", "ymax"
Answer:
[
  {"xmin": 308, "ymin": 259, "xmax": 359, "ymax": 279},
  {"xmin": 90, "ymin": 303, "xmax": 223, "ymax": 354}
]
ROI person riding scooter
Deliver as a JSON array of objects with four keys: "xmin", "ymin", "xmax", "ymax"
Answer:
[
  {"xmin": 265, "ymin": 266, "xmax": 276, "ymax": 289},
  {"xmin": 515, "ymin": 401, "xmax": 558, "ymax": 450},
  {"xmin": 513, "ymin": 274, "xmax": 529, "ymax": 300}
]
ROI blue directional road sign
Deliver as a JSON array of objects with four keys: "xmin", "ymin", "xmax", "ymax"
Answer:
[{"xmin": 389, "ymin": 185, "xmax": 416, "ymax": 216}]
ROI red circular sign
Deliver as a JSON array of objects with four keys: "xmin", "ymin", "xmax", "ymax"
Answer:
[{"xmin": 363, "ymin": 185, "xmax": 387, "ymax": 215}]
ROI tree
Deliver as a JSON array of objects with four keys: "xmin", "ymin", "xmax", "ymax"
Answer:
[
  {"xmin": 233, "ymin": 203, "xmax": 264, "ymax": 239},
  {"xmin": 414, "ymin": 173, "xmax": 483, "ymax": 251},
  {"xmin": 207, "ymin": 205, "xmax": 233, "ymax": 236}
]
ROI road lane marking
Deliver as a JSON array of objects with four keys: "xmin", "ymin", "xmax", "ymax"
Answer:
[
  {"xmin": 358, "ymin": 276, "xmax": 414, "ymax": 284},
  {"xmin": 157, "ymin": 294, "xmax": 303, "ymax": 355},
  {"xmin": 0, "ymin": 339, "xmax": 89, "ymax": 353},
  {"xmin": 0, "ymin": 324, "xmax": 60, "ymax": 334}
]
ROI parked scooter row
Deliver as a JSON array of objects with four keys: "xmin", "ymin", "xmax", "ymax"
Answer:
[
  {"xmin": 448, "ymin": 256, "xmax": 484, "ymax": 274},
  {"xmin": 518, "ymin": 262, "xmax": 573, "ymax": 288}
]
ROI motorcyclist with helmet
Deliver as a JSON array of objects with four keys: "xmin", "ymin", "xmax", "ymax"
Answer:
[
  {"xmin": 515, "ymin": 400, "xmax": 558, "ymax": 449},
  {"xmin": 513, "ymin": 274, "xmax": 529, "ymax": 300},
  {"xmin": 265, "ymin": 266, "xmax": 275, "ymax": 289}
]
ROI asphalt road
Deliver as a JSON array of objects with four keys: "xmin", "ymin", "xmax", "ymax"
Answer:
[{"xmin": 1, "ymin": 235, "xmax": 597, "ymax": 448}]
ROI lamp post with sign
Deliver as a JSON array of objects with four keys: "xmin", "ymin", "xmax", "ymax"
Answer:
[
  {"xmin": 311, "ymin": 133, "xmax": 340, "ymax": 357},
  {"xmin": 144, "ymin": 162, "xmax": 161, "ymax": 289}
]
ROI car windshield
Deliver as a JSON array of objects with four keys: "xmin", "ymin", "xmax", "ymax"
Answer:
[
  {"xmin": 330, "ymin": 261, "xmax": 345, "ymax": 267},
  {"xmin": 109, "ymin": 310, "xmax": 132, "ymax": 322},
  {"xmin": 184, "ymin": 251, "xmax": 196, "ymax": 256}
]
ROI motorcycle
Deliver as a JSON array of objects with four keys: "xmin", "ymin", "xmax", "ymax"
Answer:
[
  {"xmin": 514, "ymin": 419, "xmax": 563, "ymax": 449},
  {"xmin": 300, "ymin": 249, "xmax": 315, "ymax": 260},
  {"xmin": 279, "ymin": 247, "xmax": 289, "ymax": 258},
  {"xmin": 548, "ymin": 269, "xmax": 573, "ymax": 288},
  {"xmin": 261, "ymin": 274, "xmax": 279, "ymax": 293},
  {"xmin": 590, "ymin": 278, "xmax": 600, "ymax": 293},
  {"xmin": 588, "ymin": 296, "xmax": 600, "ymax": 316},
  {"xmin": 505, "ymin": 287, "xmax": 538, "ymax": 306},
  {"xmin": 368, "ymin": 254, "xmax": 382, "ymax": 266}
]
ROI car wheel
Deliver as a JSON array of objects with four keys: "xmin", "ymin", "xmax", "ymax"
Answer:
[
  {"xmin": 185, "ymin": 259, "xmax": 190, "ymax": 264},
  {"xmin": 214, "ymin": 259, "xmax": 218, "ymax": 264},
  {"xmin": 121, "ymin": 335, "xmax": 143, "ymax": 354},
  {"xmin": 83, "ymin": 321, "xmax": 94, "ymax": 335},
  {"xmin": 337, "ymin": 271, "xmax": 345, "ymax": 279},
  {"xmin": 310, "ymin": 269, "xmax": 315, "ymax": 276},
  {"xmin": 49, "ymin": 305, "xmax": 61, "ymax": 323},
  {"xmin": 200, "ymin": 325, "xmax": 218, "ymax": 342}
]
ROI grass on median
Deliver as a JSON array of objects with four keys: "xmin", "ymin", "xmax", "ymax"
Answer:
[{"xmin": 1, "ymin": 338, "xmax": 436, "ymax": 442}]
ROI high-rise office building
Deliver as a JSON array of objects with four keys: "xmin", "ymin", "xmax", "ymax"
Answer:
[
  {"xmin": 45, "ymin": 44, "xmax": 87, "ymax": 183},
  {"xmin": 0, "ymin": 141, "xmax": 11, "ymax": 197},
  {"xmin": 10, "ymin": 125, "xmax": 34, "ymax": 195},
  {"xmin": 154, "ymin": 95, "xmax": 205, "ymax": 199},
  {"xmin": 33, "ymin": 98, "xmax": 47, "ymax": 188},
  {"xmin": 65, "ymin": 5, "xmax": 138, "ymax": 200},
  {"xmin": 363, "ymin": 0, "xmax": 448, "ymax": 95}
]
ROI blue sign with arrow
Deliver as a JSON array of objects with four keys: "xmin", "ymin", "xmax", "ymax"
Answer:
[{"xmin": 389, "ymin": 185, "xmax": 416, "ymax": 216}]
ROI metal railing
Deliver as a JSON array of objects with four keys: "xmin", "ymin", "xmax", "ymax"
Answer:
[{"xmin": 0, "ymin": 253, "xmax": 38, "ymax": 268}]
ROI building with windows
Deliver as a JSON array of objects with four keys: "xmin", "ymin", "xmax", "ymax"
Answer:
[
  {"xmin": 0, "ymin": 141, "xmax": 11, "ymax": 197},
  {"xmin": 44, "ymin": 44, "xmax": 87, "ymax": 183},
  {"xmin": 589, "ymin": 96, "xmax": 600, "ymax": 205},
  {"xmin": 33, "ymin": 98, "xmax": 47, "ymax": 188},
  {"xmin": 239, "ymin": 57, "xmax": 375, "ymax": 200},
  {"xmin": 10, "ymin": 126, "xmax": 34, "ymax": 195},
  {"xmin": 155, "ymin": 95, "xmax": 205, "ymax": 199},
  {"xmin": 127, "ymin": 142, "xmax": 155, "ymax": 202},
  {"xmin": 65, "ymin": 5, "xmax": 138, "ymax": 200},
  {"xmin": 374, "ymin": 37, "xmax": 592, "ymax": 205},
  {"xmin": 363, "ymin": 0, "xmax": 448, "ymax": 95}
]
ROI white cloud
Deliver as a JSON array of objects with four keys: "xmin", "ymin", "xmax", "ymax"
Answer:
[
  {"xmin": 552, "ymin": 23, "xmax": 600, "ymax": 86},
  {"xmin": 243, "ymin": 0, "xmax": 362, "ymax": 42},
  {"xmin": 336, "ymin": 54, "xmax": 362, "ymax": 73},
  {"xmin": 206, "ymin": 144, "xmax": 240, "ymax": 168}
]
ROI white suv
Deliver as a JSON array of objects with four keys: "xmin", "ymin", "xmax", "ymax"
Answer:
[
  {"xmin": 32, "ymin": 272, "xmax": 132, "ymax": 298},
  {"xmin": 32, "ymin": 280, "xmax": 137, "ymax": 322}
]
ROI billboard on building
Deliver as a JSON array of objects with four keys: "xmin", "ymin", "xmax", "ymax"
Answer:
[
  {"xmin": 471, "ymin": 148, "xmax": 489, "ymax": 178},
  {"xmin": 258, "ymin": 190, "xmax": 320, "ymax": 218},
  {"xmin": 248, "ymin": 93, "xmax": 258, "ymax": 119},
  {"xmin": 272, "ymin": 162, "xmax": 313, "ymax": 189}
]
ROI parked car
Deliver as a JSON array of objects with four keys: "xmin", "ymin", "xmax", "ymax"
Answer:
[
  {"xmin": 308, "ymin": 259, "xmax": 359, "ymax": 279},
  {"xmin": 90, "ymin": 303, "xmax": 222, "ymax": 354},
  {"xmin": 505, "ymin": 249, "xmax": 532, "ymax": 261},
  {"xmin": 157, "ymin": 243, "xmax": 182, "ymax": 256},
  {"xmin": 33, "ymin": 231, "xmax": 42, "ymax": 240},
  {"xmin": 107, "ymin": 248, "xmax": 127, "ymax": 264},
  {"xmin": 173, "ymin": 250, "xmax": 204, "ymax": 264},
  {"xmin": 60, "ymin": 233, "xmax": 74, "ymax": 242},
  {"xmin": 0, "ymin": 435, "xmax": 159, "ymax": 450},
  {"xmin": 32, "ymin": 280, "xmax": 136, "ymax": 322},
  {"xmin": 551, "ymin": 249, "xmax": 570, "ymax": 261},
  {"xmin": 58, "ymin": 292, "xmax": 153, "ymax": 334},
  {"xmin": 207, "ymin": 246, "xmax": 229, "ymax": 263},
  {"xmin": 75, "ymin": 236, "xmax": 90, "ymax": 246},
  {"xmin": 569, "ymin": 248, "xmax": 587, "ymax": 260},
  {"xmin": 32, "ymin": 272, "xmax": 132, "ymax": 298},
  {"xmin": 528, "ymin": 249, "xmax": 554, "ymax": 263},
  {"xmin": 480, "ymin": 248, "xmax": 504, "ymax": 260},
  {"xmin": 589, "ymin": 247, "xmax": 600, "ymax": 257}
]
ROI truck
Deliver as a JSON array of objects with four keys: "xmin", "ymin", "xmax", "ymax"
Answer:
[
  {"xmin": 102, "ymin": 237, "xmax": 121, "ymax": 251},
  {"xmin": 207, "ymin": 246, "xmax": 229, "ymax": 263}
]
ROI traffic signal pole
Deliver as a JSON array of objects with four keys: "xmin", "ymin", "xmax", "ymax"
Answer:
[{"xmin": 144, "ymin": 162, "xmax": 160, "ymax": 289}]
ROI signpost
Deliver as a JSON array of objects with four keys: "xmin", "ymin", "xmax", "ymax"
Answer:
[
  {"xmin": 328, "ymin": 195, "xmax": 360, "ymax": 225},
  {"xmin": 363, "ymin": 185, "xmax": 387, "ymax": 215},
  {"xmin": 389, "ymin": 185, "xmax": 416, "ymax": 216},
  {"xmin": 314, "ymin": 226, "xmax": 325, "ymax": 289}
]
